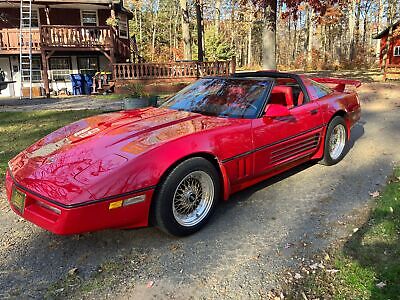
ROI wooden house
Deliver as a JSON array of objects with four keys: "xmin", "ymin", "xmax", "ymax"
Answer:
[
  {"xmin": 374, "ymin": 20, "xmax": 400, "ymax": 77},
  {"xmin": 0, "ymin": 0, "xmax": 132, "ymax": 97}
]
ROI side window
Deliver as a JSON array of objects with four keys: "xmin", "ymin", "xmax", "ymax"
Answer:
[{"xmin": 307, "ymin": 80, "xmax": 333, "ymax": 100}]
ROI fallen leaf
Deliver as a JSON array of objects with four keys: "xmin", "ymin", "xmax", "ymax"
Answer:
[
  {"xmin": 68, "ymin": 267, "xmax": 78, "ymax": 276},
  {"xmin": 369, "ymin": 191, "xmax": 380, "ymax": 198},
  {"xmin": 147, "ymin": 280, "xmax": 155, "ymax": 288},
  {"xmin": 284, "ymin": 243, "xmax": 293, "ymax": 249},
  {"xmin": 376, "ymin": 282, "xmax": 386, "ymax": 289}
]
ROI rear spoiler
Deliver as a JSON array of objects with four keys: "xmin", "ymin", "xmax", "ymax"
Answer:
[{"xmin": 311, "ymin": 77, "xmax": 362, "ymax": 92}]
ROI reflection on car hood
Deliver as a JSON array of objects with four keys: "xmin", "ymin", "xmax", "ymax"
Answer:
[{"xmin": 8, "ymin": 107, "xmax": 232, "ymax": 205}]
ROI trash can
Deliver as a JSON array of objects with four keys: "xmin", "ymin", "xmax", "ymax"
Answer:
[
  {"xmin": 70, "ymin": 74, "xmax": 83, "ymax": 95},
  {"xmin": 82, "ymin": 74, "xmax": 93, "ymax": 95}
]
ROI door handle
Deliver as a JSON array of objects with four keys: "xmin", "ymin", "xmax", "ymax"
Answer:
[{"xmin": 310, "ymin": 109, "xmax": 318, "ymax": 115}]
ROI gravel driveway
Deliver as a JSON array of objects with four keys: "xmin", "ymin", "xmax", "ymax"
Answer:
[{"xmin": 0, "ymin": 82, "xmax": 399, "ymax": 299}]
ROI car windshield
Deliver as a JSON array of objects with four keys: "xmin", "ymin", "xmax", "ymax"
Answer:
[{"xmin": 160, "ymin": 78, "xmax": 271, "ymax": 118}]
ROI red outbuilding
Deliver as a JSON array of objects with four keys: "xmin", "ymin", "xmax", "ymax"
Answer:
[{"xmin": 374, "ymin": 20, "xmax": 400, "ymax": 78}]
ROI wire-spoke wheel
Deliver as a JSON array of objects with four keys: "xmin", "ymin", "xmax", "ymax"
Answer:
[
  {"xmin": 172, "ymin": 171, "xmax": 214, "ymax": 227},
  {"xmin": 152, "ymin": 157, "xmax": 220, "ymax": 236},
  {"xmin": 329, "ymin": 124, "xmax": 346, "ymax": 160},
  {"xmin": 320, "ymin": 116, "xmax": 349, "ymax": 166}
]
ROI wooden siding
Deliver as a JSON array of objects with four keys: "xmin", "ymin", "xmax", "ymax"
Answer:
[{"xmin": 379, "ymin": 34, "xmax": 400, "ymax": 66}]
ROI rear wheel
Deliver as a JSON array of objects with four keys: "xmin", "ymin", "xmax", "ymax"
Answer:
[
  {"xmin": 320, "ymin": 116, "xmax": 349, "ymax": 166},
  {"xmin": 152, "ymin": 157, "xmax": 220, "ymax": 236}
]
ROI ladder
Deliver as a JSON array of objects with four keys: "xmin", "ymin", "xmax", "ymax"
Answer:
[{"xmin": 19, "ymin": 0, "xmax": 33, "ymax": 99}]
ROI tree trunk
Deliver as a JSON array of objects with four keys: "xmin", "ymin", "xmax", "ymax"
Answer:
[
  {"xmin": 376, "ymin": 0, "xmax": 384, "ymax": 63},
  {"xmin": 287, "ymin": 15, "xmax": 291, "ymax": 66},
  {"xmin": 323, "ymin": 23, "xmax": 327, "ymax": 63},
  {"xmin": 292, "ymin": 15, "xmax": 298, "ymax": 61},
  {"xmin": 195, "ymin": 0, "xmax": 204, "ymax": 61},
  {"xmin": 247, "ymin": 17, "xmax": 252, "ymax": 65},
  {"xmin": 349, "ymin": 0, "xmax": 356, "ymax": 61},
  {"xmin": 180, "ymin": 0, "xmax": 192, "ymax": 60},
  {"xmin": 169, "ymin": 13, "xmax": 173, "ymax": 60},
  {"xmin": 261, "ymin": 0, "xmax": 277, "ymax": 69},
  {"xmin": 383, "ymin": 0, "xmax": 396, "ymax": 79},
  {"xmin": 139, "ymin": 10, "xmax": 142, "ymax": 52},
  {"xmin": 306, "ymin": 5, "xmax": 314, "ymax": 69},
  {"xmin": 230, "ymin": 0, "xmax": 236, "ymax": 50},
  {"xmin": 354, "ymin": 0, "xmax": 361, "ymax": 48},
  {"xmin": 215, "ymin": 0, "xmax": 221, "ymax": 35}
]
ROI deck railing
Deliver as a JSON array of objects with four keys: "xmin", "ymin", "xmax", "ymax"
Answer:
[
  {"xmin": 113, "ymin": 60, "xmax": 236, "ymax": 81},
  {"xmin": 0, "ymin": 28, "xmax": 41, "ymax": 52},
  {"xmin": 40, "ymin": 25, "xmax": 114, "ymax": 48}
]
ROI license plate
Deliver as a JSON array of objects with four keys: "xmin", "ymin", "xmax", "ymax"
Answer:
[{"xmin": 11, "ymin": 187, "xmax": 26, "ymax": 214}]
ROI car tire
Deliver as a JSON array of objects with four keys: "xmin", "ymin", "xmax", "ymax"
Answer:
[
  {"xmin": 152, "ymin": 157, "xmax": 221, "ymax": 236},
  {"xmin": 320, "ymin": 116, "xmax": 349, "ymax": 166}
]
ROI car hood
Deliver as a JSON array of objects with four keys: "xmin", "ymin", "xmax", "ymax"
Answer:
[{"xmin": 9, "ymin": 107, "xmax": 232, "ymax": 206}]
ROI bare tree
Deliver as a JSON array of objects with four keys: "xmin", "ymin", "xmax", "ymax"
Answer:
[
  {"xmin": 262, "ymin": 0, "xmax": 277, "ymax": 69},
  {"xmin": 180, "ymin": 0, "xmax": 192, "ymax": 60}
]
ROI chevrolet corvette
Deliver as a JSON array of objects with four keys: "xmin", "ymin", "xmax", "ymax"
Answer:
[{"xmin": 5, "ymin": 71, "xmax": 361, "ymax": 236}]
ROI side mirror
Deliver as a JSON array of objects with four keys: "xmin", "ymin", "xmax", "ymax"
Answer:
[{"xmin": 264, "ymin": 104, "xmax": 291, "ymax": 118}]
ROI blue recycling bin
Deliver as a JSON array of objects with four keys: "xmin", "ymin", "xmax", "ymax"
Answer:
[
  {"xmin": 70, "ymin": 74, "xmax": 83, "ymax": 95},
  {"xmin": 82, "ymin": 74, "xmax": 93, "ymax": 95}
]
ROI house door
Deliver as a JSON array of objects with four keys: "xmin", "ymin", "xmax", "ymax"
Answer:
[{"xmin": 0, "ymin": 58, "xmax": 14, "ymax": 97}]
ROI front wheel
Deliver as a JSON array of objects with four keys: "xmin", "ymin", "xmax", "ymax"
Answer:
[
  {"xmin": 152, "ymin": 157, "xmax": 220, "ymax": 236},
  {"xmin": 320, "ymin": 116, "xmax": 349, "ymax": 166}
]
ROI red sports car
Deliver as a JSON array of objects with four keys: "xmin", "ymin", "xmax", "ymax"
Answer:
[{"xmin": 5, "ymin": 71, "xmax": 361, "ymax": 236}]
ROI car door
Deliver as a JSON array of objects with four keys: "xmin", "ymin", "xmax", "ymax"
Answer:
[{"xmin": 251, "ymin": 89, "xmax": 325, "ymax": 177}]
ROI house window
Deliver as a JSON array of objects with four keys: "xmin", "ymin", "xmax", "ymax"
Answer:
[
  {"xmin": 21, "ymin": 56, "xmax": 42, "ymax": 82},
  {"xmin": 78, "ymin": 57, "xmax": 99, "ymax": 75},
  {"xmin": 49, "ymin": 57, "xmax": 72, "ymax": 81},
  {"xmin": 118, "ymin": 14, "xmax": 128, "ymax": 39},
  {"xmin": 22, "ymin": 9, "xmax": 39, "ymax": 28},
  {"xmin": 394, "ymin": 46, "xmax": 400, "ymax": 57},
  {"xmin": 81, "ymin": 10, "xmax": 98, "ymax": 26}
]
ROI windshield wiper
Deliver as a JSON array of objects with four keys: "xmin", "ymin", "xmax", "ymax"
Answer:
[{"xmin": 190, "ymin": 110, "xmax": 217, "ymax": 117}]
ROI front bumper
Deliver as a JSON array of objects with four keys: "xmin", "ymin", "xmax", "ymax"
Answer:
[{"xmin": 5, "ymin": 169, "xmax": 154, "ymax": 235}]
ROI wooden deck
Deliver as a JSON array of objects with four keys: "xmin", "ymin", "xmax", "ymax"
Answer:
[
  {"xmin": 0, "ymin": 25, "xmax": 130, "ymax": 58},
  {"xmin": 0, "ymin": 28, "xmax": 41, "ymax": 54}
]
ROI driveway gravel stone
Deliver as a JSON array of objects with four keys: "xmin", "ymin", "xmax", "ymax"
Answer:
[{"xmin": 0, "ymin": 82, "xmax": 399, "ymax": 299}]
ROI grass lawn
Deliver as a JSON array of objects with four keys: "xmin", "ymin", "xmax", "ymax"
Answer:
[
  {"xmin": 0, "ymin": 110, "xmax": 100, "ymax": 184},
  {"xmin": 289, "ymin": 167, "xmax": 400, "ymax": 299}
]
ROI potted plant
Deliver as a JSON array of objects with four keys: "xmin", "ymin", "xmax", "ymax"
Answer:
[
  {"xmin": 106, "ymin": 16, "xmax": 119, "ymax": 28},
  {"xmin": 123, "ymin": 83, "xmax": 158, "ymax": 109}
]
